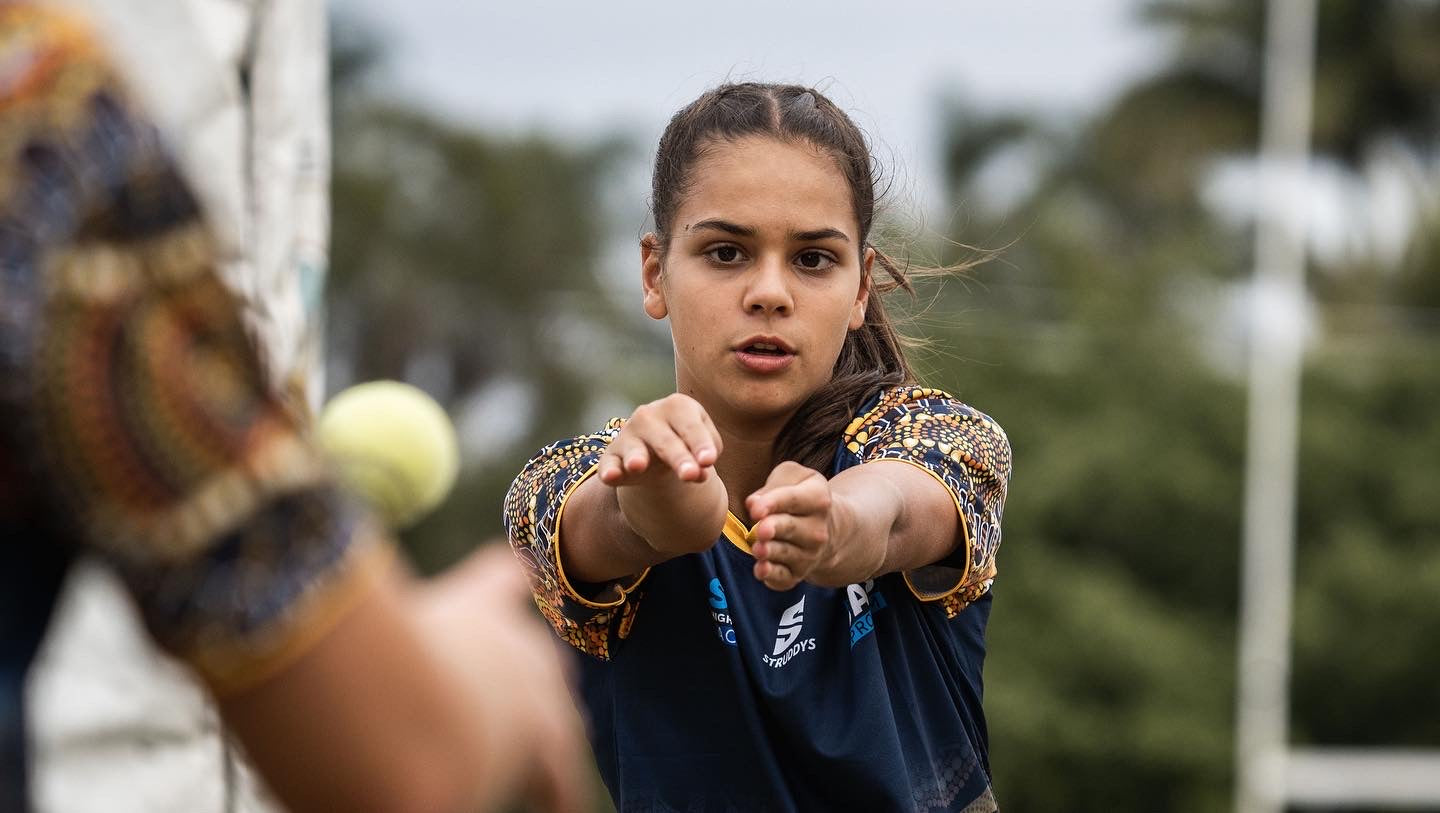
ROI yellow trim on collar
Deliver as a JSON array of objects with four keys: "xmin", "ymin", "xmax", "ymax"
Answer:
[{"xmin": 721, "ymin": 512, "xmax": 756, "ymax": 556}]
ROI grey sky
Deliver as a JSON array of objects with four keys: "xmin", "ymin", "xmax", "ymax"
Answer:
[{"xmin": 333, "ymin": 0, "xmax": 1165, "ymax": 217}]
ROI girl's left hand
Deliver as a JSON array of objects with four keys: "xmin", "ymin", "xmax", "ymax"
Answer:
[{"xmin": 746, "ymin": 461, "xmax": 859, "ymax": 591}]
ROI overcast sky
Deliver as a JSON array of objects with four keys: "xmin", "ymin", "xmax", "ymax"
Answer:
[{"xmin": 332, "ymin": 0, "xmax": 1166, "ymax": 218}]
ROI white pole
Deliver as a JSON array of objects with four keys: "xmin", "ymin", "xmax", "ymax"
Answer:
[
  {"xmin": 1234, "ymin": 1, "xmax": 1317, "ymax": 812},
  {"xmin": 1286, "ymin": 749, "xmax": 1440, "ymax": 806}
]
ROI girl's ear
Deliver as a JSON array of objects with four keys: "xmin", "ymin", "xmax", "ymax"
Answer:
[
  {"xmin": 850, "ymin": 246, "xmax": 875, "ymax": 330},
  {"xmin": 641, "ymin": 233, "xmax": 668, "ymax": 320}
]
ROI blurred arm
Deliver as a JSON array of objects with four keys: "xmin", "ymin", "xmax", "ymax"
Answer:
[
  {"xmin": 217, "ymin": 553, "xmax": 498, "ymax": 813},
  {"xmin": 0, "ymin": 7, "xmax": 580, "ymax": 811},
  {"xmin": 219, "ymin": 545, "xmax": 579, "ymax": 813}
]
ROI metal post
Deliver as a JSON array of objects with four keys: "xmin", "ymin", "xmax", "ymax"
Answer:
[{"xmin": 1234, "ymin": 0, "xmax": 1317, "ymax": 811}]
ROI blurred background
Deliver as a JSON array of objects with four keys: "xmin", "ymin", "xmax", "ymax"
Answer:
[{"xmin": 325, "ymin": 0, "xmax": 1440, "ymax": 810}]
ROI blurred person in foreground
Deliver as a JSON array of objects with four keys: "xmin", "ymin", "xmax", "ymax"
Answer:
[
  {"xmin": 29, "ymin": 1, "xmax": 335, "ymax": 809},
  {"xmin": 0, "ymin": 5, "xmax": 586, "ymax": 812}
]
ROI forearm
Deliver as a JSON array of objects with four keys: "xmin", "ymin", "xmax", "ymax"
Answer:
[
  {"xmin": 823, "ymin": 460, "xmax": 960, "ymax": 584},
  {"xmin": 560, "ymin": 471, "xmax": 726, "ymax": 584},
  {"xmin": 618, "ymin": 472, "xmax": 728, "ymax": 554},
  {"xmin": 218, "ymin": 575, "xmax": 497, "ymax": 813}
]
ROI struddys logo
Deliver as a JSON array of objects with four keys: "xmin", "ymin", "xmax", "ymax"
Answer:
[
  {"xmin": 708, "ymin": 578, "xmax": 737, "ymax": 647},
  {"xmin": 762, "ymin": 596, "xmax": 816, "ymax": 668},
  {"xmin": 846, "ymin": 579, "xmax": 887, "ymax": 647}
]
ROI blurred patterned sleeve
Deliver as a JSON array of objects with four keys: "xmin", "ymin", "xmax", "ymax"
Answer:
[
  {"xmin": 0, "ymin": 4, "xmax": 390, "ymax": 695},
  {"xmin": 840, "ymin": 386, "xmax": 1012, "ymax": 618},
  {"xmin": 503, "ymin": 420, "xmax": 649, "ymax": 661}
]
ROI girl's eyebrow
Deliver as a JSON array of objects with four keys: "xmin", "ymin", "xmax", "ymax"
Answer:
[
  {"xmin": 690, "ymin": 218, "xmax": 755, "ymax": 237},
  {"xmin": 790, "ymin": 227, "xmax": 850, "ymax": 243},
  {"xmin": 689, "ymin": 219, "xmax": 851, "ymax": 244}
]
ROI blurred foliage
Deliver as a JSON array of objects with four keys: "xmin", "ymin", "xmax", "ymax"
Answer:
[
  {"xmin": 327, "ymin": 19, "xmax": 667, "ymax": 573},
  {"xmin": 929, "ymin": 1, "xmax": 1440, "ymax": 810},
  {"xmin": 326, "ymin": 1, "xmax": 1439, "ymax": 810}
]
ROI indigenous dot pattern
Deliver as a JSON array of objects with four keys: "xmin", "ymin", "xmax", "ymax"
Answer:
[
  {"xmin": 503, "ymin": 419, "xmax": 638, "ymax": 661},
  {"xmin": 0, "ymin": 3, "xmax": 379, "ymax": 694},
  {"xmin": 839, "ymin": 386, "xmax": 1011, "ymax": 618}
]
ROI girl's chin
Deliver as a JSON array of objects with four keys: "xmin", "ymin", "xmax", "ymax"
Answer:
[
  {"xmin": 678, "ymin": 366, "xmax": 825, "ymax": 422},
  {"xmin": 713, "ymin": 382, "xmax": 815, "ymax": 422}
]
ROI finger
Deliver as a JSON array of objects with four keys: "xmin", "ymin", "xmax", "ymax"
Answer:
[
  {"xmin": 751, "ymin": 512, "xmax": 798, "ymax": 546},
  {"xmin": 763, "ymin": 460, "xmax": 813, "ymax": 488},
  {"xmin": 599, "ymin": 452, "xmax": 646, "ymax": 484},
  {"xmin": 642, "ymin": 426, "xmax": 703, "ymax": 481},
  {"xmin": 696, "ymin": 408, "xmax": 725, "ymax": 465},
  {"xmin": 752, "ymin": 538, "xmax": 816, "ymax": 576},
  {"xmin": 602, "ymin": 434, "xmax": 650, "ymax": 475},
  {"xmin": 597, "ymin": 450, "xmax": 626, "ymax": 484},
  {"xmin": 623, "ymin": 447, "xmax": 651, "ymax": 474},
  {"xmin": 748, "ymin": 477, "xmax": 828, "ymax": 521},
  {"xmin": 746, "ymin": 463, "xmax": 820, "ymax": 516},
  {"xmin": 672, "ymin": 411, "xmax": 720, "ymax": 470},
  {"xmin": 755, "ymin": 515, "xmax": 827, "ymax": 558},
  {"xmin": 754, "ymin": 559, "xmax": 799, "ymax": 591},
  {"xmin": 601, "ymin": 434, "xmax": 650, "ymax": 479},
  {"xmin": 621, "ymin": 402, "xmax": 674, "ymax": 474}
]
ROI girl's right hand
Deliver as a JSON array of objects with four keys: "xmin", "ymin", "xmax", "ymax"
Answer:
[
  {"xmin": 593, "ymin": 394, "xmax": 728, "ymax": 559},
  {"xmin": 598, "ymin": 394, "xmax": 723, "ymax": 486}
]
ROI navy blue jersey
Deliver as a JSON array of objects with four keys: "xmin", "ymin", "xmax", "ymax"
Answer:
[{"xmin": 505, "ymin": 387, "xmax": 1011, "ymax": 812}]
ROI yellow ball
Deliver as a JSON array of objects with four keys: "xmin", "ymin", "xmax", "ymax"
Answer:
[{"xmin": 317, "ymin": 380, "xmax": 460, "ymax": 529}]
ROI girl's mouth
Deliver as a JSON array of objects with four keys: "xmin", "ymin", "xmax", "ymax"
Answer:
[{"xmin": 735, "ymin": 343, "xmax": 795, "ymax": 374}]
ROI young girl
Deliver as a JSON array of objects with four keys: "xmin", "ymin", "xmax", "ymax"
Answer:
[{"xmin": 505, "ymin": 82, "xmax": 1011, "ymax": 813}]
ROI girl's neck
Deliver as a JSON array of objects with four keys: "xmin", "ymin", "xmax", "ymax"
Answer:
[
  {"xmin": 713, "ymin": 427, "xmax": 776, "ymax": 525},
  {"xmin": 676, "ymin": 383, "xmax": 793, "ymax": 524}
]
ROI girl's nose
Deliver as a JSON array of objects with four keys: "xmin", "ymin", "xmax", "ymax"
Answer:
[{"xmin": 742, "ymin": 255, "xmax": 793, "ymax": 315}]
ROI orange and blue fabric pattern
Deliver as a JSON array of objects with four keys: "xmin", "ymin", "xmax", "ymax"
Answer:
[
  {"xmin": 503, "ymin": 418, "xmax": 639, "ymax": 661},
  {"xmin": 0, "ymin": 2, "xmax": 385, "ymax": 697},
  {"xmin": 842, "ymin": 386, "xmax": 1011, "ymax": 618}
]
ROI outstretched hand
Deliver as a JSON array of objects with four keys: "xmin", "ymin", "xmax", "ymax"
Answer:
[
  {"xmin": 411, "ymin": 545, "xmax": 589, "ymax": 813},
  {"xmin": 598, "ymin": 393, "xmax": 722, "ymax": 485},
  {"xmin": 595, "ymin": 394, "xmax": 729, "ymax": 559},
  {"xmin": 746, "ymin": 461, "xmax": 866, "ymax": 591}
]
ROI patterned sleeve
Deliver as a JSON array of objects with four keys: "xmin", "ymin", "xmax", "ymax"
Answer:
[
  {"xmin": 503, "ymin": 420, "xmax": 649, "ymax": 661},
  {"xmin": 0, "ymin": 5, "xmax": 390, "ymax": 695},
  {"xmin": 840, "ymin": 386, "xmax": 1012, "ymax": 618}
]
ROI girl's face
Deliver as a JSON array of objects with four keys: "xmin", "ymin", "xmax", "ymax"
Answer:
[{"xmin": 642, "ymin": 135, "xmax": 872, "ymax": 431}]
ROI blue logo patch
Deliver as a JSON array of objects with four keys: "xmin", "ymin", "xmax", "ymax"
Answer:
[
  {"xmin": 708, "ymin": 578, "xmax": 737, "ymax": 647},
  {"xmin": 708, "ymin": 578, "xmax": 728, "ymax": 609},
  {"xmin": 846, "ymin": 580, "xmax": 887, "ymax": 648},
  {"xmin": 849, "ymin": 611, "xmax": 875, "ymax": 646}
]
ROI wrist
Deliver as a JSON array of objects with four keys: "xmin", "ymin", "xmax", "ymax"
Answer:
[
  {"xmin": 823, "ymin": 487, "xmax": 887, "ymax": 584},
  {"xmin": 616, "ymin": 476, "xmax": 725, "ymax": 556}
]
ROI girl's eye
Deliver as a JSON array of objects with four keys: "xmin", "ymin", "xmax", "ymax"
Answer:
[
  {"xmin": 706, "ymin": 245, "xmax": 744, "ymax": 264},
  {"xmin": 796, "ymin": 251, "xmax": 836, "ymax": 271}
]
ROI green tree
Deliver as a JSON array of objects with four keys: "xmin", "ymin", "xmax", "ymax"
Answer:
[
  {"xmin": 928, "ymin": 1, "xmax": 1440, "ymax": 809},
  {"xmin": 325, "ymin": 22, "xmax": 667, "ymax": 575}
]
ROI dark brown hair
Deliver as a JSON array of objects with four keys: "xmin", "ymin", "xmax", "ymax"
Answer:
[{"xmin": 650, "ymin": 82, "xmax": 917, "ymax": 470}]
